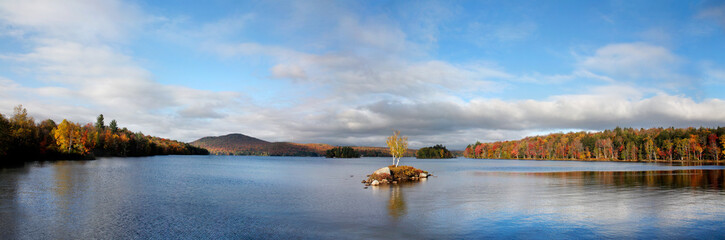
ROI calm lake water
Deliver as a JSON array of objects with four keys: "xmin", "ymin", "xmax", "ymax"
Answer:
[{"xmin": 1, "ymin": 156, "xmax": 724, "ymax": 239}]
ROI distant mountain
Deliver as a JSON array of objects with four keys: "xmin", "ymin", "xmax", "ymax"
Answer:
[
  {"xmin": 190, "ymin": 133, "xmax": 270, "ymax": 155},
  {"xmin": 192, "ymin": 133, "xmax": 269, "ymax": 148},
  {"xmin": 190, "ymin": 133, "xmax": 415, "ymax": 157}
]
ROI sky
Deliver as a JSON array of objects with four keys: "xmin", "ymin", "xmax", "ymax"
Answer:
[{"xmin": 1, "ymin": 0, "xmax": 725, "ymax": 149}]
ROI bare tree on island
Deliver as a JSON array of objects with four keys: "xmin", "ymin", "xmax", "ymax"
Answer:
[{"xmin": 386, "ymin": 130, "xmax": 408, "ymax": 167}]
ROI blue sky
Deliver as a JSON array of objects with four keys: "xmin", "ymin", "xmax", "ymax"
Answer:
[{"xmin": 1, "ymin": 0, "xmax": 725, "ymax": 149}]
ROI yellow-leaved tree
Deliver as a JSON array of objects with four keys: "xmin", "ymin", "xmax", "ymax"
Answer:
[
  {"xmin": 53, "ymin": 119, "xmax": 86, "ymax": 154},
  {"xmin": 386, "ymin": 130, "xmax": 408, "ymax": 167}
]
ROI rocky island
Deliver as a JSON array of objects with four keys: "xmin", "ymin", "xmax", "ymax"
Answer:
[
  {"xmin": 363, "ymin": 165, "xmax": 431, "ymax": 186},
  {"xmin": 362, "ymin": 130, "xmax": 432, "ymax": 187}
]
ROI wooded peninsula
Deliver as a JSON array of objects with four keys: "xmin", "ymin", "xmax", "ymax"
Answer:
[
  {"xmin": 465, "ymin": 127, "xmax": 725, "ymax": 165},
  {"xmin": 325, "ymin": 146, "xmax": 360, "ymax": 158},
  {"xmin": 0, "ymin": 105, "xmax": 208, "ymax": 166},
  {"xmin": 416, "ymin": 144, "xmax": 454, "ymax": 159}
]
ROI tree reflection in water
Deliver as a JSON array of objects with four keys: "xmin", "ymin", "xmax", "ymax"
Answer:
[
  {"xmin": 480, "ymin": 169, "xmax": 725, "ymax": 190},
  {"xmin": 387, "ymin": 185, "xmax": 406, "ymax": 219},
  {"xmin": 373, "ymin": 178, "xmax": 429, "ymax": 220}
]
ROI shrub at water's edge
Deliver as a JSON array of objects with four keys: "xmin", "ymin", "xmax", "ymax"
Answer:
[
  {"xmin": 0, "ymin": 105, "xmax": 209, "ymax": 166},
  {"xmin": 325, "ymin": 146, "xmax": 360, "ymax": 158},
  {"xmin": 416, "ymin": 144, "xmax": 454, "ymax": 159}
]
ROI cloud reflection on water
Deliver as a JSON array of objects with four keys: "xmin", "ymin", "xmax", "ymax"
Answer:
[{"xmin": 455, "ymin": 169, "xmax": 725, "ymax": 238}]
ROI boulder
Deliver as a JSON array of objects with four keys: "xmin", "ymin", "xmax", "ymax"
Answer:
[
  {"xmin": 371, "ymin": 180, "xmax": 380, "ymax": 186},
  {"xmin": 381, "ymin": 179, "xmax": 388, "ymax": 184},
  {"xmin": 419, "ymin": 173, "xmax": 428, "ymax": 178},
  {"xmin": 373, "ymin": 167, "xmax": 391, "ymax": 176}
]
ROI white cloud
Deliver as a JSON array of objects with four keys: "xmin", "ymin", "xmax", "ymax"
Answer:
[
  {"xmin": 0, "ymin": 40, "xmax": 244, "ymax": 137},
  {"xmin": 271, "ymin": 64, "xmax": 307, "ymax": 80},
  {"xmin": 154, "ymin": 13, "xmax": 256, "ymax": 47},
  {"xmin": 0, "ymin": 0, "xmax": 245, "ymax": 142},
  {"xmin": 209, "ymin": 41, "xmax": 510, "ymax": 102},
  {"xmin": 517, "ymin": 70, "xmax": 615, "ymax": 84},
  {"xmin": 0, "ymin": 0, "xmax": 146, "ymax": 43},
  {"xmin": 697, "ymin": 4, "xmax": 725, "ymax": 30},
  {"xmin": 6, "ymin": 40, "xmax": 168, "ymax": 111},
  {"xmin": 579, "ymin": 43, "xmax": 681, "ymax": 80},
  {"xmin": 209, "ymin": 82, "xmax": 725, "ymax": 149},
  {"xmin": 337, "ymin": 15, "xmax": 408, "ymax": 54},
  {"xmin": 347, "ymin": 91, "xmax": 725, "ymax": 147}
]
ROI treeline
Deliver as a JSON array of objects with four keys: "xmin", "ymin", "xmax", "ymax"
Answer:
[
  {"xmin": 464, "ymin": 127, "xmax": 725, "ymax": 165},
  {"xmin": 325, "ymin": 146, "xmax": 360, "ymax": 158},
  {"xmin": 416, "ymin": 144, "xmax": 454, "ymax": 159},
  {"xmin": 358, "ymin": 149, "xmax": 393, "ymax": 157},
  {"xmin": 0, "ymin": 105, "xmax": 208, "ymax": 166}
]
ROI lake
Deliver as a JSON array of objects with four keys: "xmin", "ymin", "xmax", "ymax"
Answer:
[{"xmin": 1, "ymin": 156, "xmax": 724, "ymax": 239}]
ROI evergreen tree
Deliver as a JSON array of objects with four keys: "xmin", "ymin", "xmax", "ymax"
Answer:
[
  {"xmin": 95, "ymin": 114, "xmax": 105, "ymax": 130},
  {"xmin": 109, "ymin": 119, "xmax": 118, "ymax": 133}
]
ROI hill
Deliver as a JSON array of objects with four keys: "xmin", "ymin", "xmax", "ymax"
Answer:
[
  {"xmin": 190, "ymin": 133, "xmax": 270, "ymax": 155},
  {"xmin": 190, "ymin": 133, "xmax": 415, "ymax": 157},
  {"xmin": 194, "ymin": 133, "xmax": 269, "ymax": 146}
]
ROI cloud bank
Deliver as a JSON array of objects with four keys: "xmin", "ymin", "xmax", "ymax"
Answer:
[{"xmin": 1, "ymin": 0, "xmax": 724, "ymax": 149}]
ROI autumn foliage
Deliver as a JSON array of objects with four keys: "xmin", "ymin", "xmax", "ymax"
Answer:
[
  {"xmin": 386, "ymin": 130, "xmax": 408, "ymax": 167},
  {"xmin": 0, "ymin": 105, "xmax": 208, "ymax": 166},
  {"xmin": 465, "ymin": 127, "xmax": 725, "ymax": 165},
  {"xmin": 367, "ymin": 165, "xmax": 427, "ymax": 183}
]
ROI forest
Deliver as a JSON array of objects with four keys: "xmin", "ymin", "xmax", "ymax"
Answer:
[
  {"xmin": 0, "ymin": 105, "xmax": 208, "ymax": 166},
  {"xmin": 325, "ymin": 146, "xmax": 360, "ymax": 158},
  {"xmin": 464, "ymin": 127, "xmax": 725, "ymax": 165},
  {"xmin": 416, "ymin": 144, "xmax": 454, "ymax": 159}
]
